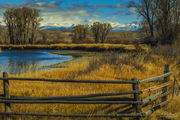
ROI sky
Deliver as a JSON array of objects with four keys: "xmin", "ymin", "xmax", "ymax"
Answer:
[{"xmin": 0, "ymin": 0, "xmax": 140, "ymax": 31}]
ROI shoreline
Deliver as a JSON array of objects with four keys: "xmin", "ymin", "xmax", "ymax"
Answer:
[
  {"xmin": 0, "ymin": 43, "xmax": 149, "ymax": 52},
  {"xmin": 48, "ymin": 51, "xmax": 123, "ymax": 69},
  {"xmin": 47, "ymin": 51, "xmax": 99, "ymax": 68}
]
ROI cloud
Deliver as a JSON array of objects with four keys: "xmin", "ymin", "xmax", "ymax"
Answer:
[
  {"xmin": 0, "ymin": 0, "xmax": 65, "ymax": 25},
  {"xmin": 19, "ymin": 0, "xmax": 63, "ymax": 11},
  {"xmin": 92, "ymin": 4, "xmax": 125, "ymax": 9},
  {"xmin": 114, "ymin": 10, "xmax": 124, "ymax": 15},
  {"xmin": 129, "ymin": 8, "xmax": 137, "ymax": 14},
  {"xmin": 40, "ymin": 10, "xmax": 90, "ymax": 27},
  {"xmin": 0, "ymin": 0, "xmax": 63, "ymax": 12},
  {"xmin": 68, "ymin": 2, "xmax": 90, "ymax": 10},
  {"xmin": 112, "ymin": 15, "xmax": 118, "ymax": 19},
  {"xmin": 131, "ymin": 21, "xmax": 138, "ymax": 24},
  {"xmin": 0, "ymin": 0, "xmax": 91, "ymax": 27},
  {"xmin": 127, "ymin": 1, "xmax": 136, "ymax": 8},
  {"xmin": 0, "ymin": 3, "xmax": 15, "ymax": 9},
  {"xmin": 68, "ymin": 2, "xmax": 126, "ymax": 11},
  {"xmin": 0, "ymin": 3, "xmax": 16, "ymax": 14},
  {"xmin": 113, "ymin": 9, "xmax": 137, "ymax": 17}
]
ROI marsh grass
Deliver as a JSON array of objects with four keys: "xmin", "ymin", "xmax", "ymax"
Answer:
[
  {"xmin": 0, "ymin": 43, "xmax": 150, "ymax": 52},
  {"xmin": 0, "ymin": 44, "xmax": 179, "ymax": 120},
  {"xmin": 0, "ymin": 62, "xmax": 42, "ymax": 75}
]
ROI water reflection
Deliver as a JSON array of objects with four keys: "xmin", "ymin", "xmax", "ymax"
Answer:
[
  {"xmin": 7, "ymin": 60, "xmax": 40, "ymax": 74},
  {"xmin": 0, "ymin": 50, "xmax": 73, "ymax": 74}
]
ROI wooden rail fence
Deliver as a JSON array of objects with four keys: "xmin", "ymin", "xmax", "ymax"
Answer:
[
  {"xmin": 172, "ymin": 76, "xmax": 180, "ymax": 97},
  {"xmin": 0, "ymin": 65, "xmax": 172, "ymax": 120}
]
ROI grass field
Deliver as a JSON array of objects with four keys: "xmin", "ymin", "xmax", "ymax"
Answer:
[{"xmin": 0, "ymin": 44, "xmax": 179, "ymax": 120}]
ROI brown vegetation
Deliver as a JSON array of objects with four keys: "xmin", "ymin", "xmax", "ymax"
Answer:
[
  {"xmin": 3, "ymin": 7, "xmax": 42, "ymax": 44},
  {"xmin": 0, "ymin": 43, "xmax": 149, "ymax": 52},
  {"xmin": 73, "ymin": 24, "xmax": 89, "ymax": 43},
  {"xmin": 91, "ymin": 22, "xmax": 112, "ymax": 43},
  {"xmin": 132, "ymin": 0, "xmax": 180, "ymax": 45},
  {"xmin": 0, "ymin": 44, "xmax": 179, "ymax": 120}
]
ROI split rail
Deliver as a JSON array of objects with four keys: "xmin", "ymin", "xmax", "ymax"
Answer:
[{"xmin": 0, "ymin": 65, "xmax": 172, "ymax": 120}]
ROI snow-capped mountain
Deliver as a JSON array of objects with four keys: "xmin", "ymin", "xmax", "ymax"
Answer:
[
  {"xmin": 41, "ymin": 23, "xmax": 141, "ymax": 32},
  {"xmin": 112, "ymin": 23, "xmax": 141, "ymax": 32},
  {"xmin": 41, "ymin": 26, "xmax": 74, "ymax": 31}
]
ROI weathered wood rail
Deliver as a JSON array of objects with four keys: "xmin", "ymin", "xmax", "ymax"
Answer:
[
  {"xmin": 172, "ymin": 76, "xmax": 180, "ymax": 97},
  {"xmin": 0, "ymin": 65, "xmax": 172, "ymax": 120}
]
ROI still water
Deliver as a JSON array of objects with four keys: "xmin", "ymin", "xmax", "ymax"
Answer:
[{"xmin": 0, "ymin": 50, "xmax": 73, "ymax": 74}]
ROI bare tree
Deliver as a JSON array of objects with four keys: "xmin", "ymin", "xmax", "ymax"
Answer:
[
  {"xmin": 0, "ymin": 24, "xmax": 7, "ymax": 44},
  {"xmin": 132, "ymin": 0, "xmax": 156, "ymax": 38},
  {"xmin": 154, "ymin": 0, "xmax": 180, "ymax": 44},
  {"xmin": 91, "ymin": 22, "xmax": 112, "ymax": 43},
  {"xmin": 4, "ymin": 8, "xmax": 15, "ymax": 44},
  {"xmin": 4, "ymin": 7, "xmax": 42, "ymax": 44},
  {"xmin": 91, "ymin": 22, "xmax": 101, "ymax": 43},
  {"xmin": 100, "ymin": 23, "xmax": 112, "ymax": 43},
  {"xmin": 132, "ymin": 0, "xmax": 180, "ymax": 45},
  {"xmin": 73, "ymin": 24, "xmax": 89, "ymax": 43},
  {"xmin": 29, "ymin": 9, "xmax": 42, "ymax": 44},
  {"xmin": 39, "ymin": 31, "xmax": 48, "ymax": 44}
]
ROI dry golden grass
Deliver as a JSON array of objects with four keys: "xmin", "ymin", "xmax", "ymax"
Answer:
[
  {"xmin": 0, "ymin": 43, "xmax": 150, "ymax": 52},
  {"xmin": 0, "ymin": 46, "xmax": 179, "ymax": 120}
]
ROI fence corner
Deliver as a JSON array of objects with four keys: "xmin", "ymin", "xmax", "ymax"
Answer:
[{"xmin": 132, "ymin": 78, "xmax": 142, "ymax": 120}]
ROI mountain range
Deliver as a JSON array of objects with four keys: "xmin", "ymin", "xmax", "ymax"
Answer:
[
  {"xmin": 41, "ymin": 26, "xmax": 74, "ymax": 31},
  {"xmin": 41, "ymin": 24, "xmax": 141, "ymax": 32}
]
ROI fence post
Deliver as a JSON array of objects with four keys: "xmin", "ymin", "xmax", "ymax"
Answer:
[
  {"xmin": 132, "ymin": 78, "xmax": 141, "ymax": 120},
  {"xmin": 172, "ymin": 76, "xmax": 176, "ymax": 98},
  {"xmin": 3, "ymin": 72, "xmax": 10, "ymax": 120},
  {"xmin": 162, "ymin": 65, "xmax": 170, "ymax": 102}
]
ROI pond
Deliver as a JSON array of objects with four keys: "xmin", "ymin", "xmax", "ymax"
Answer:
[{"xmin": 0, "ymin": 49, "xmax": 74, "ymax": 74}]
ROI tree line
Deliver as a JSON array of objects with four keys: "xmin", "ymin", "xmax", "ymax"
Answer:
[
  {"xmin": 132, "ymin": 0, "xmax": 180, "ymax": 45},
  {"xmin": 4, "ymin": 7, "xmax": 42, "ymax": 44},
  {"xmin": 73, "ymin": 22, "xmax": 112, "ymax": 43}
]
